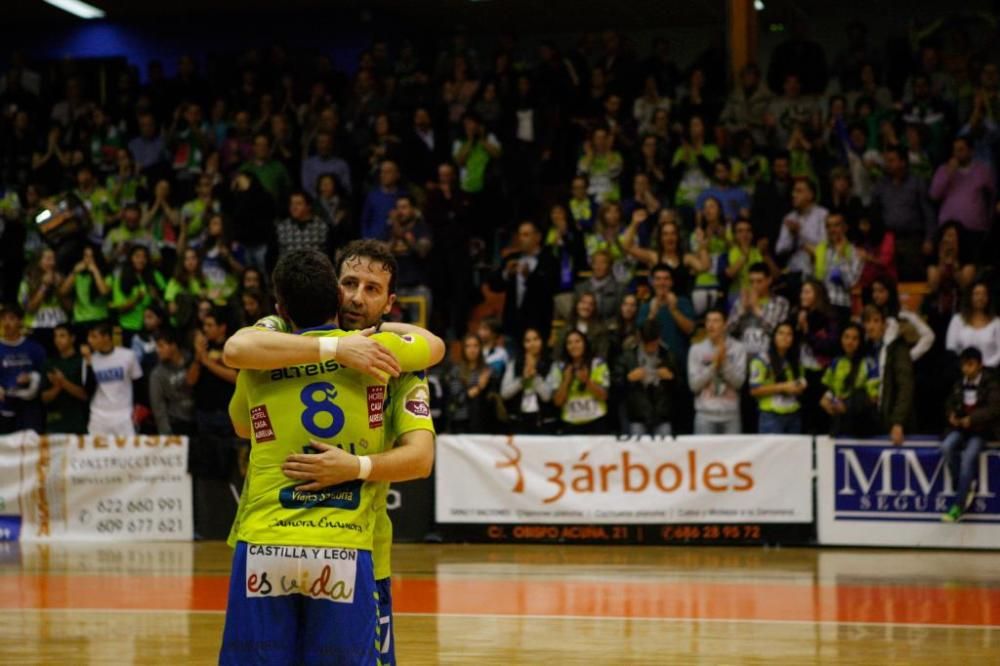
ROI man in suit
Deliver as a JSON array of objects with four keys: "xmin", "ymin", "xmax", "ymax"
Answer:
[
  {"xmin": 492, "ymin": 221, "xmax": 558, "ymax": 342},
  {"xmin": 401, "ymin": 107, "xmax": 447, "ymax": 188}
]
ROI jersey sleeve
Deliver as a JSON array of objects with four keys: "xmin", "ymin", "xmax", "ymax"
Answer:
[
  {"xmin": 388, "ymin": 373, "xmax": 436, "ymax": 441},
  {"xmin": 371, "ymin": 331, "xmax": 431, "ymax": 373},
  {"xmin": 252, "ymin": 315, "xmax": 292, "ymax": 333},
  {"xmin": 748, "ymin": 357, "xmax": 768, "ymax": 389},
  {"xmin": 228, "ymin": 371, "xmax": 251, "ymax": 435}
]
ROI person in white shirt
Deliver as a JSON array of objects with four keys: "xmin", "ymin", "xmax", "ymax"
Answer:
[
  {"xmin": 775, "ymin": 179, "xmax": 828, "ymax": 287},
  {"xmin": 688, "ymin": 308, "xmax": 747, "ymax": 434},
  {"xmin": 946, "ymin": 281, "xmax": 1000, "ymax": 369},
  {"xmin": 83, "ymin": 321, "xmax": 143, "ymax": 435}
]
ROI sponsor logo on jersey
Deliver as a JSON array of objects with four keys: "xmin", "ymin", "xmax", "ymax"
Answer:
[
  {"xmin": 279, "ymin": 481, "xmax": 361, "ymax": 510},
  {"xmin": 250, "ymin": 404, "xmax": 276, "ymax": 442},
  {"xmin": 404, "ymin": 385, "xmax": 431, "ymax": 418},
  {"xmin": 368, "ymin": 385, "xmax": 385, "ymax": 428}
]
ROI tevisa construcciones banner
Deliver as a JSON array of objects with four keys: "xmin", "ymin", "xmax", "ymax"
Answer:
[
  {"xmin": 0, "ymin": 432, "xmax": 193, "ymax": 541},
  {"xmin": 817, "ymin": 438, "xmax": 1000, "ymax": 549},
  {"xmin": 436, "ymin": 434, "xmax": 813, "ymax": 525}
]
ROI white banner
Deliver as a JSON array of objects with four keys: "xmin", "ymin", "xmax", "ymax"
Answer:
[
  {"xmin": 435, "ymin": 435, "xmax": 813, "ymax": 524},
  {"xmin": 0, "ymin": 432, "xmax": 193, "ymax": 541},
  {"xmin": 817, "ymin": 438, "xmax": 1000, "ymax": 549}
]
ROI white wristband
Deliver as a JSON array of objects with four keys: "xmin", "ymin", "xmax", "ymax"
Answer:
[
  {"xmin": 356, "ymin": 455, "xmax": 372, "ymax": 480},
  {"xmin": 318, "ymin": 336, "xmax": 339, "ymax": 362}
]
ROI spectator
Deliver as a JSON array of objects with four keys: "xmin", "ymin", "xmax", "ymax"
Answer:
[
  {"xmin": 180, "ymin": 174, "xmax": 220, "ymax": 240},
  {"xmin": 238, "ymin": 288, "xmax": 271, "ymax": 328},
  {"xmin": 128, "ymin": 112, "xmax": 166, "ymax": 173},
  {"xmin": 751, "ymin": 150, "xmax": 793, "ymax": 248},
  {"xmin": 546, "ymin": 204, "xmax": 589, "ymax": 318},
  {"xmin": 131, "ymin": 305, "xmax": 166, "ymax": 380},
  {"xmin": 72, "ymin": 164, "xmax": 114, "ymax": 237},
  {"xmin": 865, "ymin": 276, "xmax": 935, "ymax": 362},
  {"xmin": 930, "ymin": 136, "xmax": 996, "ymax": 249},
  {"xmin": 383, "ymin": 195, "xmax": 432, "ymax": 312},
  {"xmin": 149, "ymin": 328, "xmax": 195, "ymax": 436},
  {"xmin": 0, "ymin": 304, "xmax": 45, "ymax": 434},
  {"xmin": 638, "ymin": 264, "xmax": 696, "ymax": 365},
  {"xmin": 814, "ymin": 212, "xmax": 862, "ymax": 324},
  {"xmin": 621, "ymin": 172, "xmax": 662, "ymax": 227},
  {"xmin": 239, "ymin": 132, "xmax": 292, "ymax": 206},
  {"xmin": 608, "ymin": 293, "xmax": 641, "ymax": 368},
  {"xmin": 226, "ymin": 172, "xmax": 275, "ymax": 274},
  {"xmin": 862, "ymin": 305, "xmax": 915, "ymax": 445},
  {"xmin": 946, "ymin": 282, "xmax": 1000, "ymax": 369},
  {"xmin": 615, "ymin": 319, "xmax": 676, "ymax": 436},
  {"xmin": 552, "ymin": 330, "xmax": 611, "ymax": 434},
  {"xmin": 567, "ymin": 175, "xmax": 598, "ymax": 232},
  {"xmin": 40, "ymin": 323, "xmax": 88, "ymax": 434},
  {"xmin": 492, "ymin": 221, "xmax": 558, "ymax": 342},
  {"xmin": 194, "ymin": 213, "xmax": 244, "ymax": 304},
  {"xmin": 402, "ymin": 108, "xmax": 447, "ymax": 188},
  {"xmin": 775, "ymin": 178, "xmax": 828, "ymax": 287},
  {"xmin": 823, "ymin": 167, "xmax": 865, "ymax": 229},
  {"xmin": 688, "ymin": 307, "xmax": 747, "ymax": 434},
  {"xmin": 59, "ymin": 245, "xmax": 110, "ymax": 335},
  {"xmin": 141, "ymin": 179, "xmax": 181, "ymax": 259},
  {"xmin": 941, "ymin": 347, "xmax": 1000, "ymax": 522},
  {"xmin": 633, "ymin": 75, "xmax": 672, "ymax": 136},
  {"xmin": 671, "ymin": 115, "xmax": 719, "ymax": 212},
  {"xmin": 360, "ymin": 160, "xmax": 404, "ymax": 240},
  {"xmin": 696, "ymin": 159, "xmax": 751, "ymax": 222},
  {"xmin": 446, "ymin": 333, "xmax": 492, "ymax": 433},
  {"xmin": 164, "ymin": 247, "xmax": 205, "ymax": 329},
  {"xmin": 689, "ymin": 196, "xmax": 727, "ymax": 315},
  {"xmin": 83, "ymin": 321, "xmax": 142, "ymax": 436},
  {"xmin": 559, "ymin": 291, "xmax": 610, "ymax": 361},
  {"xmin": 577, "ymin": 126, "xmax": 623, "ymax": 204},
  {"xmin": 870, "ymin": 146, "xmax": 934, "ymax": 280},
  {"xmin": 111, "ymin": 245, "xmax": 165, "ymax": 345},
  {"xmin": 500, "ymin": 327, "xmax": 556, "ymax": 434},
  {"xmin": 18, "ymin": 247, "xmax": 67, "ymax": 352},
  {"xmin": 300, "ymin": 130, "xmax": 351, "ymax": 198},
  {"xmin": 821, "ymin": 322, "xmax": 877, "ymax": 437},
  {"xmin": 720, "ymin": 63, "xmax": 773, "ymax": 146},
  {"xmin": 624, "ymin": 211, "xmax": 695, "ymax": 294},
  {"xmin": 749, "ymin": 321, "xmax": 806, "ymax": 434},
  {"xmin": 852, "ymin": 212, "xmax": 896, "ymax": 290},
  {"xmin": 724, "ymin": 218, "xmax": 773, "ymax": 302},
  {"xmin": 476, "ymin": 318, "xmax": 509, "ymax": 381},
  {"xmin": 636, "ymin": 132, "xmax": 669, "ymax": 197},
  {"xmin": 275, "ymin": 190, "xmax": 334, "ymax": 259},
  {"xmin": 584, "ymin": 203, "xmax": 632, "ymax": 281},
  {"xmin": 765, "ymin": 73, "xmax": 821, "ymax": 148},
  {"xmin": 314, "ymin": 173, "xmax": 350, "ymax": 239},
  {"xmin": 925, "ymin": 222, "xmax": 977, "ymax": 340},
  {"xmin": 103, "ymin": 203, "xmax": 156, "ymax": 268},
  {"xmin": 797, "ymin": 278, "xmax": 840, "ymax": 433},
  {"xmin": 453, "ymin": 112, "xmax": 501, "ymax": 198},
  {"xmin": 575, "ymin": 250, "xmax": 625, "ymax": 322},
  {"xmin": 189, "ymin": 307, "xmax": 237, "ymax": 476},
  {"xmin": 727, "ymin": 262, "xmax": 790, "ymax": 359}
]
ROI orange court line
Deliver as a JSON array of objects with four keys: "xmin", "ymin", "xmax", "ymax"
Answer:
[{"xmin": 2, "ymin": 574, "xmax": 999, "ymax": 627}]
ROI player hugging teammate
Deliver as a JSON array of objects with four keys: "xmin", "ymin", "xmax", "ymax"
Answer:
[{"xmin": 220, "ymin": 243, "xmax": 442, "ymax": 665}]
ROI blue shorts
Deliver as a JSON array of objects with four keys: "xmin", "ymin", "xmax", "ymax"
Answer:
[
  {"xmin": 220, "ymin": 542, "xmax": 379, "ymax": 666},
  {"xmin": 376, "ymin": 578, "xmax": 395, "ymax": 665}
]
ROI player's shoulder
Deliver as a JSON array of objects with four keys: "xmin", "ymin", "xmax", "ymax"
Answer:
[{"xmin": 252, "ymin": 315, "xmax": 291, "ymax": 333}]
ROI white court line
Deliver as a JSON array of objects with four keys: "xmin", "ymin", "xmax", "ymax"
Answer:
[{"xmin": 3, "ymin": 608, "xmax": 997, "ymax": 631}]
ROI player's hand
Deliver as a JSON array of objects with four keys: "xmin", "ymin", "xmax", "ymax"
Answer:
[
  {"xmin": 283, "ymin": 441, "xmax": 361, "ymax": 490},
  {"xmin": 335, "ymin": 328, "xmax": 401, "ymax": 381}
]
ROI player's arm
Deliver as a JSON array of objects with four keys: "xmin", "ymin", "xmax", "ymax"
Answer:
[
  {"xmin": 282, "ymin": 432, "xmax": 434, "ymax": 491},
  {"xmin": 223, "ymin": 326, "xmax": 405, "ymax": 380},
  {"xmin": 376, "ymin": 322, "xmax": 446, "ymax": 367},
  {"xmin": 228, "ymin": 372, "xmax": 251, "ymax": 439}
]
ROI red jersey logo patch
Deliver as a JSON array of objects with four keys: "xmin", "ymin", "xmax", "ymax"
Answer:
[
  {"xmin": 251, "ymin": 405, "xmax": 276, "ymax": 442},
  {"xmin": 367, "ymin": 386, "xmax": 385, "ymax": 428}
]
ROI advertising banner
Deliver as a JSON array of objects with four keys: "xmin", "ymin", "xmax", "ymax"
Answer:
[
  {"xmin": 817, "ymin": 438, "xmax": 1000, "ymax": 549},
  {"xmin": 0, "ymin": 432, "xmax": 193, "ymax": 541},
  {"xmin": 436, "ymin": 435, "xmax": 813, "ymax": 528}
]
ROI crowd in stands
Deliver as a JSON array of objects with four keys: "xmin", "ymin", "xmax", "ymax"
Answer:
[{"xmin": 1, "ymin": 19, "xmax": 1000, "ymax": 470}]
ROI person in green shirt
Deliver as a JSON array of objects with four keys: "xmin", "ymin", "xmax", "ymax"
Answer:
[
  {"xmin": 672, "ymin": 114, "xmax": 720, "ymax": 209},
  {"xmin": 106, "ymin": 147, "xmax": 146, "ymax": 208},
  {"xmin": 40, "ymin": 324, "xmax": 89, "ymax": 434},
  {"xmin": 577, "ymin": 126, "xmax": 624, "ymax": 203},
  {"xmin": 72, "ymin": 164, "xmax": 115, "ymax": 237},
  {"xmin": 749, "ymin": 321, "xmax": 806, "ymax": 434},
  {"xmin": 59, "ymin": 245, "xmax": 111, "ymax": 331},
  {"xmin": 821, "ymin": 323, "xmax": 878, "ymax": 437},
  {"xmin": 111, "ymin": 245, "xmax": 165, "ymax": 342},
  {"xmin": 180, "ymin": 174, "xmax": 219, "ymax": 239},
  {"xmin": 219, "ymin": 248, "xmax": 444, "ymax": 664},
  {"xmin": 164, "ymin": 247, "xmax": 206, "ymax": 329},
  {"xmin": 552, "ymin": 329, "xmax": 611, "ymax": 434},
  {"xmin": 239, "ymin": 132, "xmax": 292, "ymax": 204},
  {"xmin": 452, "ymin": 112, "xmax": 502, "ymax": 195}
]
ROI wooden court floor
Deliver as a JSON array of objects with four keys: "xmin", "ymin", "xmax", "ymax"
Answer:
[{"xmin": 0, "ymin": 541, "xmax": 998, "ymax": 665}]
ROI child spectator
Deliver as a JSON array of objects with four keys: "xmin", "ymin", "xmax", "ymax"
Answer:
[
  {"xmin": 83, "ymin": 321, "xmax": 143, "ymax": 436},
  {"xmin": 750, "ymin": 321, "xmax": 806, "ymax": 434},
  {"xmin": 149, "ymin": 328, "xmax": 195, "ymax": 436},
  {"xmin": 40, "ymin": 324, "xmax": 88, "ymax": 434}
]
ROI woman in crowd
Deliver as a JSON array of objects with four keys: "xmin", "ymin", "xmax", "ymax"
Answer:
[
  {"xmin": 559, "ymin": 291, "xmax": 609, "ymax": 361},
  {"xmin": 19, "ymin": 247, "xmax": 68, "ymax": 353},
  {"xmin": 239, "ymin": 288, "xmax": 272, "ymax": 328},
  {"xmin": 194, "ymin": 213, "xmax": 244, "ymax": 305},
  {"xmin": 445, "ymin": 333, "xmax": 492, "ymax": 434},
  {"xmin": 749, "ymin": 321, "xmax": 806, "ymax": 434},
  {"xmin": 821, "ymin": 323, "xmax": 878, "ymax": 437},
  {"xmin": 607, "ymin": 293, "xmax": 641, "ymax": 367},
  {"xmin": 111, "ymin": 245, "xmax": 165, "ymax": 345},
  {"xmin": 796, "ymin": 278, "xmax": 840, "ymax": 433},
  {"xmin": 552, "ymin": 330, "xmax": 611, "ymax": 434},
  {"xmin": 585, "ymin": 202, "xmax": 630, "ymax": 279},
  {"xmin": 142, "ymin": 179, "xmax": 181, "ymax": 266},
  {"xmin": 925, "ymin": 221, "xmax": 978, "ymax": 343},
  {"xmin": 671, "ymin": 114, "xmax": 719, "ymax": 217},
  {"xmin": 315, "ymin": 173, "xmax": 350, "ymax": 235},
  {"xmin": 164, "ymin": 247, "xmax": 206, "ymax": 329},
  {"xmin": 500, "ymin": 327, "xmax": 556, "ymax": 434},
  {"xmin": 105, "ymin": 147, "xmax": 144, "ymax": 209},
  {"xmin": 946, "ymin": 281, "xmax": 1000, "ymax": 369},
  {"xmin": 623, "ymin": 209, "xmax": 695, "ymax": 295},
  {"xmin": 60, "ymin": 245, "xmax": 110, "ymax": 336},
  {"xmin": 688, "ymin": 195, "xmax": 727, "ymax": 315},
  {"xmin": 852, "ymin": 213, "xmax": 896, "ymax": 291},
  {"xmin": 864, "ymin": 276, "xmax": 934, "ymax": 362},
  {"xmin": 131, "ymin": 304, "xmax": 166, "ymax": 378}
]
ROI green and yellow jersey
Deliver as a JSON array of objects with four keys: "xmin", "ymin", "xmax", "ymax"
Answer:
[
  {"xmin": 372, "ymin": 371, "xmax": 435, "ymax": 581},
  {"xmin": 228, "ymin": 325, "xmax": 430, "ymax": 551},
  {"xmin": 749, "ymin": 355, "xmax": 805, "ymax": 415}
]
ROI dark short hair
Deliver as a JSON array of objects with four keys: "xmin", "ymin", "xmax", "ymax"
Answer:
[
  {"xmin": 639, "ymin": 319, "xmax": 660, "ymax": 343},
  {"xmin": 884, "ymin": 145, "xmax": 907, "ymax": 164},
  {"xmin": 649, "ymin": 263, "xmax": 676, "ymax": 281},
  {"xmin": 272, "ymin": 249, "xmax": 340, "ymax": 328},
  {"xmin": 861, "ymin": 304, "xmax": 884, "ymax": 322},
  {"xmin": 154, "ymin": 327, "xmax": 183, "ymax": 346},
  {"xmin": 0, "ymin": 303, "xmax": 24, "ymax": 320},
  {"xmin": 705, "ymin": 306, "xmax": 728, "ymax": 322},
  {"xmin": 88, "ymin": 321, "xmax": 113, "ymax": 338},
  {"xmin": 53, "ymin": 323, "xmax": 75, "ymax": 337},
  {"xmin": 960, "ymin": 347, "xmax": 984, "ymax": 364},
  {"xmin": 204, "ymin": 306, "xmax": 230, "ymax": 330},
  {"xmin": 748, "ymin": 261, "xmax": 770, "ymax": 277},
  {"xmin": 335, "ymin": 239, "xmax": 398, "ymax": 295}
]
